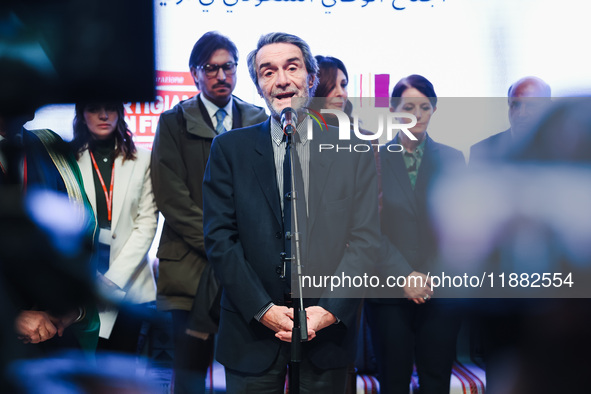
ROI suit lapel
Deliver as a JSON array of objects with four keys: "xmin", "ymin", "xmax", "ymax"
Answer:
[
  {"xmin": 197, "ymin": 95, "xmax": 216, "ymax": 131},
  {"xmin": 111, "ymin": 155, "xmax": 133, "ymax": 232},
  {"xmin": 181, "ymin": 95, "xmax": 216, "ymax": 138},
  {"xmin": 307, "ymin": 125, "xmax": 331, "ymax": 236},
  {"xmin": 232, "ymin": 99, "xmax": 242, "ymax": 129},
  {"xmin": 79, "ymin": 150, "xmax": 97, "ymax": 214},
  {"xmin": 382, "ymin": 144, "xmax": 418, "ymax": 214},
  {"xmin": 252, "ymin": 119, "xmax": 282, "ymax": 228},
  {"xmin": 414, "ymin": 135, "xmax": 438, "ymax": 201}
]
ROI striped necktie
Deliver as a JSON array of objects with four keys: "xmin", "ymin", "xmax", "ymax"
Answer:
[{"xmin": 215, "ymin": 108, "xmax": 227, "ymax": 134}]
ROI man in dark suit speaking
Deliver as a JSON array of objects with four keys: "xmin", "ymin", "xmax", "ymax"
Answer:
[{"xmin": 203, "ymin": 32, "xmax": 380, "ymax": 393}]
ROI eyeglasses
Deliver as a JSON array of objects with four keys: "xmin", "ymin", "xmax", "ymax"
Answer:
[{"xmin": 198, "ymin": 62, "xmax": 237, "ymax": 78}]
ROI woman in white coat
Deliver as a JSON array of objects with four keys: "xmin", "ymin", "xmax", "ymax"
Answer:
[{"xmin": 72, "ymin": 102, "xmax": 158, "ymax": 353}]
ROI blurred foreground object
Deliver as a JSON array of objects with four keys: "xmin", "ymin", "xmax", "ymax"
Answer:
[
  {"xmin": 431, "ymin": 97, "xmax": 591, "ymax": 393},
  {"xmin": 0, "ymin": 186, "xmax": 97, "ymax": 391},
  {"xmin": 9, "ymin": 351, "xmax": 160, "ymax": 394},
  {"xmin": 1, "ymin": 0, "xmax": 154, "ymax": 116}
]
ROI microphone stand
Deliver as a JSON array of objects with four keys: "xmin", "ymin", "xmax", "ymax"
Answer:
[{"xmin": 285, "ymin": 123, "xmax": 308, "ymax": 394}]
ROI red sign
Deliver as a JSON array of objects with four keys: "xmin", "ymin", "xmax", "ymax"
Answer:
[{"xmin": 125, "ymin": 71, "xmax": 197, "ymax": 150}]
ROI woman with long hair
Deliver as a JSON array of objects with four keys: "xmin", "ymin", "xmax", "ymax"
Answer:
[
  {"xmin": 72, "ymin": 102, "xmax": 157, "ymax": 354},
  {"xmin": 313, "ymin": 55, "xmax": 350, "ymax": 113}
]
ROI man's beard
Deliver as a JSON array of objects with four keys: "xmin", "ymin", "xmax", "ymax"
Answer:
[{"xmin": 265, "ymin": 90, "xmax": 311, "ymax": 121}]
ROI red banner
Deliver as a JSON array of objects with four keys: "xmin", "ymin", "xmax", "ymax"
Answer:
[{"xmin": 125, "ymin": 71, "xmax": 197, "ymax": 150}]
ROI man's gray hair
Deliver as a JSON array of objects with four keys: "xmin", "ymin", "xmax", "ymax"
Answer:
[{"xmin": 247, "ymin": 32, "xmax": 318, "ymax": 94}]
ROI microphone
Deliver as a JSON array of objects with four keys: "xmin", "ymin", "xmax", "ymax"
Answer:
[{"xmin": 281, "ymin": 107, "xmax": 298, "ymax": 137}]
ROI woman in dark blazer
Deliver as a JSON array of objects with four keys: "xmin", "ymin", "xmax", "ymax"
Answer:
[{"xmin": 366, "ymin": 75, "xmax": 465, "ymax": 393}]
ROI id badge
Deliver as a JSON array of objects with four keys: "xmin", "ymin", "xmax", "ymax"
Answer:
[{"xmin": 98, "ymin": 227, "xmax": 112, "ymax": 246}]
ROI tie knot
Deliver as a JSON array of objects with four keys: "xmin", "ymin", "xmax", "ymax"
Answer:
[{"xmin": 215, "ymin": 108, "xmax": 227, "ymax": 122}]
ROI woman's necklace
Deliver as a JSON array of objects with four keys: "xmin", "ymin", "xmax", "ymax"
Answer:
[
  {"xmin": 93, "ymin": 151, "xmax": 111, "ymax": 163},
  {"xmin": 91, "ymin": 137, "xmax": 115, "ymax": 163}
]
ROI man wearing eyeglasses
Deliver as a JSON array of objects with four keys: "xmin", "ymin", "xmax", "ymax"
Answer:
[{"xmin": 151, "ymin": 31, "xmax": 267, "ymax": 394}]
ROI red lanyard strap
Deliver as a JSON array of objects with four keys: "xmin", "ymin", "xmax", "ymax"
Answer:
[{"xmin": 89, "ymin": 151, "xmax": 115, "ymax": 221}]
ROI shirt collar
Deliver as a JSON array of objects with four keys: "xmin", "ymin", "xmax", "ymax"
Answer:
[
  {"xmin": 395, "ymin": 133, "xmax": 427, "ymax": 156},
  {"xmin": 270, "ymin": 117, "xmax": 309, "ymax": 146},
  {"xmin": 200, "ymin": 93, "xmax": 233, "ymax": 121}
]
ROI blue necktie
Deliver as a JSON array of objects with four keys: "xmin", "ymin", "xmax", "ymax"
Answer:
[{"xmin": 215, "ymin": 108, "xmax": 227, "ymax": 134}]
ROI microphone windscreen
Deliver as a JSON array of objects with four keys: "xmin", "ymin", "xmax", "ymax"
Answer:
[
  {"xmin": 281, "ymin": 107, "xmax": 298, "ymax": 125},
  {"xmin": 281, "ymin": 107, "xmax": 297, "ymax": 135}
]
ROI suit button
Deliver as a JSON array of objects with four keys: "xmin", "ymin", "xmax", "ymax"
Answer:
[
  {"xmin": 275, "ymin": 231, "xmax": 282, "ymax": 239},
  {"xmin": 112, "ymin": 233, "xmax": 117, "ymax": 239}
]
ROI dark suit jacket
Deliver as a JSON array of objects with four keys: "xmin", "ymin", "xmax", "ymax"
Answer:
[
  {"xmin": 469, "ymin": 129, "xmax": 512, "ymax": 163},
  {"xmin": 203, "ymin": 119, "xmax": 381, "ymax": 373},
  {"xmin": 377, "ymin": 135, "xmax": 465, "ymax": 301},
  {"xmin": 152, "ymin": 94, "xmax": 267, "ymax": 313}
]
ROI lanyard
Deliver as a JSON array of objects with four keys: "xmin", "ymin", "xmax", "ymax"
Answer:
[{"xmin": 89, "ymin": 151, "xmax": 115, "ymax": 222}]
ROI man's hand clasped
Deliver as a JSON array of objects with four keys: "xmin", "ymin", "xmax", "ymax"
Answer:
[
  {"xmin": 15, "ymin": 309, "xmax": 80, "ymax": 344},
  {"xmin": 260, "ymin": 305, "xmax": 336, "ymax": 343}
]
